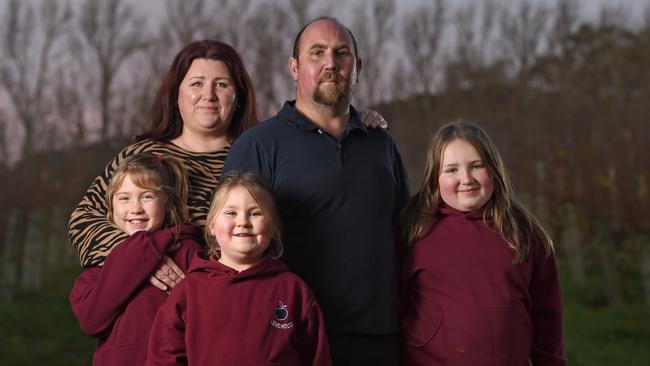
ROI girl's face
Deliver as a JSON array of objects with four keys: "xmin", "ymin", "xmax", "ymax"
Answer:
[
  {"xmin": 209, "ymin": 186, "xmax": 272, "ymax": 271},
  {"xmin": 438, "ymin": 138, "xmax": 494, "ymax": 212},
  {"xmin": 112, "ymin": 174, "xmax": 167, "ymax": 235}
]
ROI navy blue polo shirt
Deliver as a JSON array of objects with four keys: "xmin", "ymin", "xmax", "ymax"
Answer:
[{"xmin": 223, "ymin": 101, "xmax": 410, "ymax": 334}]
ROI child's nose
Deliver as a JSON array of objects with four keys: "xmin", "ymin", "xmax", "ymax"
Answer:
[
  {"xmin": 460, "ymin": 169, "xmax": 474, "ymax": 183},
  {"xmin": 131, "ymin": 200, "xmax": 144, "ymax": 212},
  {"xmin": 236, "ymin": 216, "xmax": 251, "ymax": 227}
]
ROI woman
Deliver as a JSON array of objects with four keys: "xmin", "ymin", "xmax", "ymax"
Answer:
[{"xmin": 68, "ymin": 40, "xmax": 257, "ymax": 289}]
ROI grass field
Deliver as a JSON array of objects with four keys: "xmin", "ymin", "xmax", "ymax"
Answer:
[{"xmin": 0, "ymin": 263, "xmax": 648, "ymax": 365}]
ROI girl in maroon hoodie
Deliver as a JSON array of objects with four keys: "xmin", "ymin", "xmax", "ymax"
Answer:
[
  {"xmin": 399, "ymin": 121, "xmax": 566, "ymax": 366},
  {"xmin": 146, "ymin": 170, "xmax": 331, "ymax": 366},
  {"xmin": 70, "ymin": 152, "xmax": 202, "ymax": 366}
]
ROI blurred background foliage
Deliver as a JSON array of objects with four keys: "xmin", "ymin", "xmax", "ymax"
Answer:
[{"xmin": 1, "ymin": 0, "xmax": 649, "ymax": 364}]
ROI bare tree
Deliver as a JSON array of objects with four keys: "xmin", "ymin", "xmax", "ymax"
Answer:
[
  {"xmin": 245, "ymin": 2, "xmax": 293, "ymax": 118},
  {"xmin": 549, "ymin": 0, "xmax": 580, "ymax": 53},
  {"xmin": 77, "ymin": 0, "xmax": 148, "ymax": 140},
  {"xmin": 446, "ymin": 0, "xmax": 501, "ymax": 89},
  {"xmin": 352, "ymin": 0, "xmax": 397, "ymax": 107},
  {"xmin": 0, "ymin": 111, "xmax": 8, "ymax": 163},
  {"xmin": 162, "ymin": 0, "xmax": 214, "ymax": 47},
  {"xmin": 498, "ymin": 0, "xmax": 550, "ymax": 83},
  {"xmin": 0, "ymin": 0, "xmax": 72, "ymax": 158},
  {"xmin": 402, "ymin": 0, "xmax": 446, "ymax": 96}
]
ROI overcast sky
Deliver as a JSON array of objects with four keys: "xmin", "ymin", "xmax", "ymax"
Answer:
[{"xmin": 124, "ymin": 0, "xmax": 650, "ymax": 27}]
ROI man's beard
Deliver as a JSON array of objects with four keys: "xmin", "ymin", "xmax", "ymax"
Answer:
[{"xmin": 312, "ymin": 71, "xmax": 353, "ymax": 107}]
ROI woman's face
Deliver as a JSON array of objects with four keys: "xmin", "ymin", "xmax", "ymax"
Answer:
[{"xmin": 177, "ymin": 58, "xmax": 237, "ymax": 139}]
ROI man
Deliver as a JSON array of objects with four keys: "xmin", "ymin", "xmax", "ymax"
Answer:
[{"xmin": 223, "ymin": 17, "xmax": 409, "ymax": 366}]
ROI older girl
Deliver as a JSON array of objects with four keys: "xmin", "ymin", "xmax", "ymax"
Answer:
[{"xmin": 400, "ymin": 121, "xmax": 566, "ymax": 366}]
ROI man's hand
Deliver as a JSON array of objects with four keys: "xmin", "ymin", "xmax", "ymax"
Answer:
[{"xmin": 359, "ymin": 109, "xmax": 389, "ymax": 129}]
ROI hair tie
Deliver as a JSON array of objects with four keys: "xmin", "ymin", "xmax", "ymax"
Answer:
[{"xmin": 155, "ymin": 153, "xmax": 164, "ymax": 161}]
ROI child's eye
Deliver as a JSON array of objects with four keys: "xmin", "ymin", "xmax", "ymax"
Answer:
[
  {"xmin": 444, "ymin": 167, "xmax": 457, "ymax": 173},
  {"xmin": 117, "ymin": 196, "xmax": 129, "ymax": 202},
  {"xmin": 142, "ymin": 193, "xmax": 156, "ymax": 201},
  {"xmin": 224, "ymin": 210, "xmax": 236, "ymax": 216},
  {"xmin": 472, "ymin": 163, "xmax": 484, "ymax": 170},
  {"xmin": 250, "ymin": 210, "xmax": 263, "ymax": 217}
]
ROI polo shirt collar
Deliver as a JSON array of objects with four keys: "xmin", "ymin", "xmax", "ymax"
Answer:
[{"xmin": 279, "ymin": 100, "xmax": 368, "ymax": 136}]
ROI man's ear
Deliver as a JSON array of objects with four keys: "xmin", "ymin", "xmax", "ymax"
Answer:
[
  {"xmin": 288, "ymin": 57, "xmax": 299, "ymax": 81},
  {"xmin": 356, "ymin": 58, "xmax": 363, "ymax": 81}
]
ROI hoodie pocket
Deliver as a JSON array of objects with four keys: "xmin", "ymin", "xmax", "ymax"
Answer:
[{"xmin": 402, "ymin": 307, "xmax": 443, "ymax": 348}]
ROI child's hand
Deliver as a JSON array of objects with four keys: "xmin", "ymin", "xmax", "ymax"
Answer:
[{"xmin": 149, "ymin": 255, "xmax": 185, "ymax": 292}]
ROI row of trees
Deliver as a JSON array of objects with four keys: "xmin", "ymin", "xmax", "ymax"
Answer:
[
  {"xmin": 6, "ymin": 0, "xmax": 647, "ymax": 163},
  {"xmin": 1, "ymin": 0, "xmax": 649, "ymax": 308}
]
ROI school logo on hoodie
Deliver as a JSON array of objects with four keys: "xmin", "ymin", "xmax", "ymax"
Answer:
[{"xmin": 271, "ymin": 300, "xmax": 293, "ymax": 329}]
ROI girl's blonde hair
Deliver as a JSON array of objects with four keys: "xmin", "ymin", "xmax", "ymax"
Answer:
[
  {"xmin": 204, "ymin": 170, "xmax": 283, "ymax": 258},
  {"xmin": 400, "ymin": 121, "xmax": 553, "ymax": 263},
  {"xmin": 106, "ymin": 152, "xmax": 190, "ymax": 231}
]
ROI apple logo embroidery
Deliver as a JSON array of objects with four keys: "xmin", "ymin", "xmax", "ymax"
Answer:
[
  {"xmin": 275, "ymin": 301, "xmax": 289, "ymax": 321},
  {"xmin": 271, "ymin": 300, "xmax": 294, "ymax": 329}
]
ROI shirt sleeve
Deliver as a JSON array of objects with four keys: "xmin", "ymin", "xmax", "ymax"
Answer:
[
  {"xmin": 146, "ymin": 284, "xmax": 188, "ymax": 366},
  {"xmin": 297, "ymin": 293, "xmax": 332, "ymax": 366},
  {"xmin": 222, "ymin": 132, "xmax": 273, "ymax": 182},
  {"xmin": 68, "ymin": 144, "xmax": 146, "ymax": 267},
  {"xmin": 392, "ymin": 139, "xmax": 411, "ymax": 224},
  {"xmin": 69, "ymin": 229, "xmax": 173, "ymax": 337},
  {"xmin": 529, "ymin": 242, "xmax": 567, "ymax": 366}
]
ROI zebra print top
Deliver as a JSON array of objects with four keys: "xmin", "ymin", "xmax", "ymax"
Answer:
[{"xmin": 68, "ymin": 139, "xmax": 229, "ymax": 267}]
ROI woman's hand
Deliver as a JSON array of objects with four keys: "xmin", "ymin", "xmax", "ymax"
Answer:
[
  {"xmin": 149, "ymin": 255, "xmax": 185, "ymax": 292},
  {"xmin": 359, "ymin": 109, "xmax": 389, "ymax": 129}
]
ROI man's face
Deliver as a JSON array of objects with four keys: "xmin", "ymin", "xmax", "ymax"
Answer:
[{"xmin": 290, "ymin": 19, "xmax": 361, "ymax": 109}]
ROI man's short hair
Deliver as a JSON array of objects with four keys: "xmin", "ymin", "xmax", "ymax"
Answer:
[{"xmin": 291, "ymin": 16, "xmax": 359, "ymax": 61}]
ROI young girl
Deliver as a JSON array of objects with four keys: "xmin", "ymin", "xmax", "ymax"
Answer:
[
  {"xmin": 70, "ymin": 153, "xmax": 202, "ymax": 366},
  {"xmin": 146, "ymin": 171, "xmax": 331, "ymax": 366},
  {"xmin": 400, "ymin": 121, "xmax": 566, "ymax": 366}
]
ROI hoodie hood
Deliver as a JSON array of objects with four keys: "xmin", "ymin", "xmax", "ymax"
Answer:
[
  {"xmin": 438, "ymin": 203, "xmax": 486, "ymax": 221},
  {"xmin": 173, "ymin": 224, "xmax": 203, "ymax": 241},
  {"xmin": 188, "ymin": 254, "xmax": 287, "ymax": 283}
]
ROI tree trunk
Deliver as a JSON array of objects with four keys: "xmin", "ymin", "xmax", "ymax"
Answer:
[
  {"xmin": 560, "ymin": 202, "xmax": 586, "ymax": 285},
  {"xmin": 20, "ymin": 209, "xmax": 47, "ymax": 290},
  {"xmin": 640, "ymin": 236, "xmax": 650, "ymax": 311},
  {"xmin": 0, "ymin": 208, "xmax": 24, "ymax": 302},
  {"xmin": 594, "ymin": 222, "xmax": 623, "ymax": 307}
]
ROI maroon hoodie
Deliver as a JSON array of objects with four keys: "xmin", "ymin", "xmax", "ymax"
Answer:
[
  {"xmin": 400, "ymin": 205, "xmax": 566, "ymax": 366},
  {"xmin": 146, "ymin": 254, "xmax": 332, "ymax": 366},
  {"xmin": 69, "ymin": 225, "xmax": 202, "ymax": 366}
]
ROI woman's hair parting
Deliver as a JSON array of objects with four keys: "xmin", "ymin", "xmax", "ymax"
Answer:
[
  {"xmin": 400, "ymin": 120, "xmax": 553, "ymax": 263},
  {"xmin": 204, "ymin": 170, "xmax": 283, "ymax": 259},
  {"xmin": 106, "ymin": 152, "xmax": 190, "ymax": 230}
]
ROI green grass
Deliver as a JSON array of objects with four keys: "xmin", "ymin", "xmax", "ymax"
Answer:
[
  {"xmin": 560, "ymin": 258, "xmax": 650, "ymax": 366},
  {"xmin": 0, "ymin": 267, "xmax": 94, "ymax": 366},
  {"xmin": 0, "ymin": 261, "xmax": 649, "ymax": 365},
  {"xmin": 565, "ymin": 303, "xmax": 650, "ymax": 365}
]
